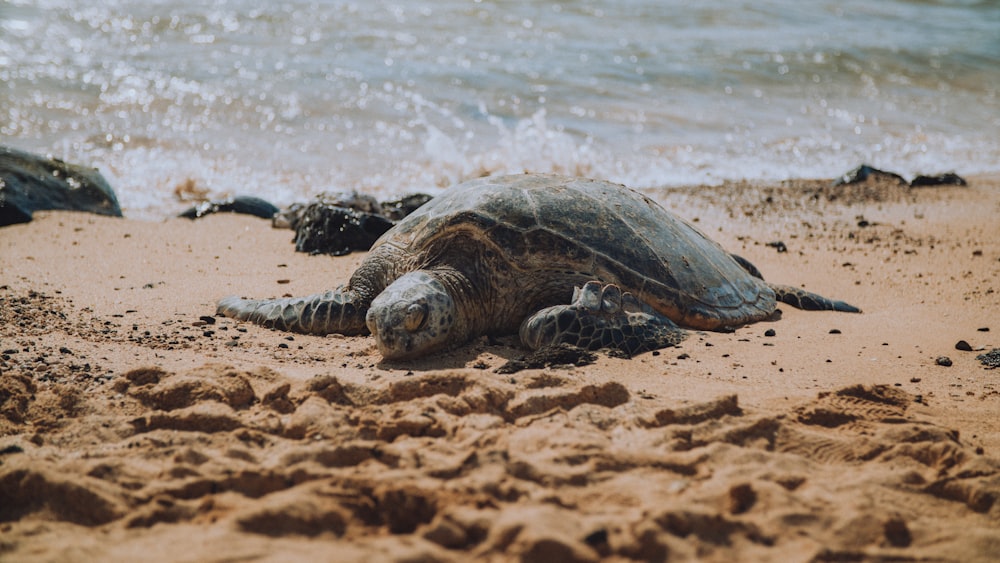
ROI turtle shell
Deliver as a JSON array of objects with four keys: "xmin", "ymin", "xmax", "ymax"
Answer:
[{"xmin": 373, "ymin": 174, "xmax": 775, "ymax": 329}]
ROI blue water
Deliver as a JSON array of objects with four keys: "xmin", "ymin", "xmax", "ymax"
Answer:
[{"xmin": 2, "ymin": 0, "xmax": 998, "ymax": 218}]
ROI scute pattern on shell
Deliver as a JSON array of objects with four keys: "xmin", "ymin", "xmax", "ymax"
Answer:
[{"xmin": 376, "ymin": 174, "xmax": 774, "ymax": 329}]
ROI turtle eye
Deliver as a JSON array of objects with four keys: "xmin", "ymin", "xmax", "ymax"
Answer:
[{"xmin": 403, "ymin": 302, "xmax": 428, "ymax": 332}]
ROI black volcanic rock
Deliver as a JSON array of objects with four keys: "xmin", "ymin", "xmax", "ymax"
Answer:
[{"xmin": 1, "ymin": 146, "xmax": 122, "ymax": 226}]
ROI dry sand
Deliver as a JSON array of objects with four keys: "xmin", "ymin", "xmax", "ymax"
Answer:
[{"xmin": 1, "ymin": 175, "xmax": 999, "ymax": 562}]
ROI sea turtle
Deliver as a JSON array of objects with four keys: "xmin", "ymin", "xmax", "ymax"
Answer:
[{"xmin": 217, "ymin": 174, "xmax": 859, "ymax": 360}]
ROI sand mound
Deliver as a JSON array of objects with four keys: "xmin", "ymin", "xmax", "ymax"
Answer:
[
  {"xmin": 2, "ymin": 362, "xmax": 998, "ymax": 562},
  {"xmin": 2, "ymin": 176, "xmax": 998, "ymax": 561}
]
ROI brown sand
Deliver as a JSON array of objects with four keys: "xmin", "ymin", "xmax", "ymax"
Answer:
[{"xmin": 1, "ymin": 175, "xmax": 998, "ymax": 562}]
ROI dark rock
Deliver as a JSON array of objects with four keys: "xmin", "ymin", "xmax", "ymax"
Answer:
[
  {"xmin": 832, "ymin": 164, "xmax": 907, "ymax": 187},
  {"xmin": 292, "ymin": 203, "xmax": 394, "ymax": 256},
  {"xmin": 955, "ymin": 340, "xmax": 973, "ymax": 352},
  {"xmin": 935, "ymin": 356, "xmax": 953, "ymax": 367},
  {"xmin": 977, "ymin": 327, "xmax": 990, "ymax": 332},
  {"xmin": 910, "ymin": 172, "xmax": 967, "ymax": 187},
  {"xmin": 178, "ymin": 196, "xmax": 279, "ymax": 219},
  {"xmin": 0, "ymin": 146, "xmax": 122, "ymax": 226},
  {"xmin": 381, "ymin": 193, "xmax": 433, "ymax": 221},
  {"xmin": 765, "ymin": 241, "xmax": 787, "ymax": 253},
  {"xmin": 272, "ymin": 190, "xmax": 383, "ymax": 230},
  {"xmin": 976, "ymin": 348, "xmax": 1000, "ymax": 370},
  {"xmin": 764, "ymin": 329, "xmax": 776, "ymax": 337},
  {"xmin": 271, "ymin": 190, "xmax": 432, "ymax": 256}
]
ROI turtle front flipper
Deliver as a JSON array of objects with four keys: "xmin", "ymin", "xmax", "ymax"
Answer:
[
  {"xmin": 519, "ymin": 281, "xmax": 686, "ymax": 356},
  {"xmin": 769, "ymin": 284, "xmax": 861, "ymax": 313},
  {"xmin": 216, "ymin": 287, "xmax": 369, "ymax": 335}
]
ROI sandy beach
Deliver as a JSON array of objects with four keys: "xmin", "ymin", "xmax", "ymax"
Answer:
[{"xmin": 2, "ymin": 174, "xmax": 998, "ymax": 561}]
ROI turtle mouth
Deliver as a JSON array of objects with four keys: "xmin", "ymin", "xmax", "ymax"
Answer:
[
  {"xmin": 367, "ymin": 306, "xmax": 422, "ymax": 360},
  {"xmin": 376, "ymin": 331, "xmax": 414, "ymax": 360}
]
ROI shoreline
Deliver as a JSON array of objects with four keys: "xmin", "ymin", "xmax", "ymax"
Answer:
[{"xmin": 2, "ymin": 174, "xmax": 999, "ymax": 561}]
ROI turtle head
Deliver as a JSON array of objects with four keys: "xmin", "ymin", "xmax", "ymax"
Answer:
[{"xmin": 366, "ymin": 271, "xmax": 458, "ymax": 360}]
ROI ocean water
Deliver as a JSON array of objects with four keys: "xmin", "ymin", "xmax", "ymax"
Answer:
[{"xmin": 2, "ymin": 0, "xmax": 998, "ymax": 218}]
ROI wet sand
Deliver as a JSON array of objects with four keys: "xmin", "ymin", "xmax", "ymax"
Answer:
[{"xmin": 2, "ymin": 175, "xmax": 999, "ymax": 561}]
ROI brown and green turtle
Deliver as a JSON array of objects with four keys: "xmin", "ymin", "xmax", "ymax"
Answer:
[{"xmin": 217, "ymin": 174, "xmax": 859, "ymax": 360}]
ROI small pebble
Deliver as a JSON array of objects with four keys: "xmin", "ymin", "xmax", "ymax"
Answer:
[
  {"xmin": 829, "ymin": 329, "xmax": 842, "ymax": 334},
  {"xmin": 978, "ymin": 327, "xmax": 990, "ymax": 332},
  {"xmin": 764, "ymin": 328, "xmax": 776, "ymax": 337},
  {"xmin": 199, "ymin": 315, "xmax": 217, "ymax": 325},
  {"xmin": 935, "ymin": 356, "xmax": 952, "ymax": 367},
  {"xmin": 677, "ymin": 353, "xmax": 690, "ymax": 360},
  {"xmin": 955, "ymin": 340, "xmax": 973, "ymax": 352}
]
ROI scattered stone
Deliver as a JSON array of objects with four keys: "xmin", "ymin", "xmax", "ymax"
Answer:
[
  {"xmin": 764, "ymin": 329, "xmax": 776, "ymax": 337},
  {"xmin": 935, "ymin": 356, "xmax": 953, "ymax": 367},
  {"xmin": 178, "ymin": 196, "xmax": 279, "ymax": 220},
  {"xmin": 910, "ymin": 172, "xmax": 967, "ymax": 187},
  {"xmin": 199, "ymin": 315, "xmax": 217, "ymax": 325},
  {"xmin": 829, "ymin": 329, "xmax": 842, "ymax": 334},
  {"xmin": 1, "ymin": 146, "xmax": 122, "ymax": 226},
  {"xmin": 976, "ymin": 348, "xmax": 1000, "ymax": 370},
  {"xmin": 955, "ymin": 340, "xmax": 973, "ymax": 352},
  {"xmin": 977, "ymin": 327, "xmax": 990, "ymax": 332},
  {"xmin": 766, "ymin": 241, "xmax": 787, "ymax": 253}
]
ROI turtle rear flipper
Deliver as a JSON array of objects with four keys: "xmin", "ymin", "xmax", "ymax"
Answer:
[
  {"xmin": 769, "ymin": 284, "xmax": 861, "ymax": 313},
  {"xmin": 520, "ymin": 281, "xmax": 686, "ymax": 356}
]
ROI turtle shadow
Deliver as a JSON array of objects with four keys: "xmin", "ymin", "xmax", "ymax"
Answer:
[{"xmin": 375, "ymin": 336, "xmax": 527, "ymax": 373}]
